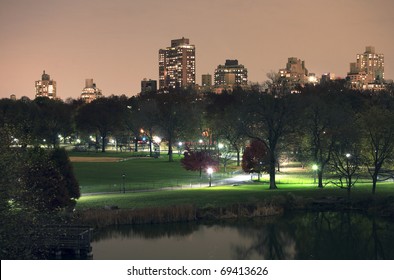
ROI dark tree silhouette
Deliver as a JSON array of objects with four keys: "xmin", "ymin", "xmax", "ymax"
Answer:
[
  {"xmin": 242, "ymin": 139, "xmax": 269, "ymax": 181},
  {"xmin": 155, "ymin": 92, "xmax": 199, "ymax": 162},
  {"xmin": 34, "ymin": 97, "xmax": 73, "ymax": 148},
  {"xmin": 205, "ymin": 91, "xmax": 247, "ymax": 166},
  {"xmin": 243, "ymin": 92, "xmax": 295, "ymax": 189},
  {"xmin": 299, "ymin": 89, "xmax": 352, "ymax": 188},
  {"xmin": 359, "ymin": 104, "xmax": 394, "ymax": 194},
  {"xmin": 21, "ymin": 148, "xmax": 80, "ymax": 212},
  {"xmin": 75, "ymin": 96, "xmax": 127, "ymax": 152}
]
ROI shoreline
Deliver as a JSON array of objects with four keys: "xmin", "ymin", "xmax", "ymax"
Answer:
[{"xmin": 75, "ymin": 194, "xmax": 394, "ymax": 228}]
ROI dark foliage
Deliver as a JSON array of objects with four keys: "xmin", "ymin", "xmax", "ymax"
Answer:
[
  {"xmin": 181, "ymin": 146, "xmax": 219, "ymax": 177},
  {"xmin": 242, "ymin": 139, "xmax": 269, "ymax": 175}
]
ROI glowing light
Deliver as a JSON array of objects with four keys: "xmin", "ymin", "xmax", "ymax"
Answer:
[{"xmin": 153, "ymin": 136, "xmax": 162, "ymax": 144}]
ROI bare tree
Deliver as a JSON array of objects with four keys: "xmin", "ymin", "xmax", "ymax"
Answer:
[{"xmin": 359, "ymin": 104, "xmax": 394, "ymax": 194}]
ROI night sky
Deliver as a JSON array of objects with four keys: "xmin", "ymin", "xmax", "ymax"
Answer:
[{"xmin": 1, "ymin": 0, "xmax": 393, "ymax": 99}]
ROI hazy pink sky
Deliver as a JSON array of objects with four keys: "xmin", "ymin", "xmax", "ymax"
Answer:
[{"xmin": 1, "ymin": 0, "xmax": 393, "ymax": 100}]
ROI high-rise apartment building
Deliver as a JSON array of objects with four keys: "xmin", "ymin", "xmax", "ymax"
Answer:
[
  {"xmin": 80, "ymin": 79, "xmax": 102, "ymax": 103},
  {"xmin": 214, "ymin": 60, "xmax": 248, "ymax": 87},
  {"xmin": 347, "ymin": 46, "xmax": 384, "ymax": 89},
  {"xmin": 35, "ymin": 70, "xmax": 57, "ymax": 99},
  {"xmin": 279, "ymin": 57, "xmax": 309, "ymax": 84},
  {"xmin": 159, "ymin": 37, "xmax": 196, "ymax": 90}
]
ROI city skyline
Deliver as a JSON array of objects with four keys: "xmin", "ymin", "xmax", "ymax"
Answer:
[{"xmin": 1, "ymin": 0, "xmax": 394, "ymax": 99}]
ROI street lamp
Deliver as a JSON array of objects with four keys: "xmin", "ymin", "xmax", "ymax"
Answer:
[
  {"xmin": 207, "ymin": 167, "xmax": 213, "ymax": 187},
  {"xmin": 122, "ymin": 173, "xmax": 126, "ymax": 193},
  {"xmin": 312, "ymin": 164, "xmax": 318, "ymax": 183}
]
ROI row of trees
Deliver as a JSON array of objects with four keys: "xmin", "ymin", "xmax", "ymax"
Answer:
[{"xmin": 2, "ymin": 81, "xmax": 394, "ymax": 193}]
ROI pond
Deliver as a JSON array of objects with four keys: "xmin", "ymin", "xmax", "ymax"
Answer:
[{"xmin": 91, "ymin": 211, "xmax": 394, "ymax": 260}]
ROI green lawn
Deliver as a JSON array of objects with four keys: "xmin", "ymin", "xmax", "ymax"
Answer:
[
  {"xmin": 70, "ymin": 152, "xmax": 394, "ymax": 210},
  {"xmin": 76, "ymin": 182, "xmax": 394, "ymax": 210},
  {"xmin": 72, "ymin": 154, "xmax": 229, "ymax": 193},
  {"xmin": 67, "ymin": 150, "xmax": 149, "ymax": 158}
]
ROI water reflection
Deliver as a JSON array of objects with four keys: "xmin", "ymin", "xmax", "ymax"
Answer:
[{"xmin": 92, "ymin": 212, "xmax": 394, "ymax": 260}]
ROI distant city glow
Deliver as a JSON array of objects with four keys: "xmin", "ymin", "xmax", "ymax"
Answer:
[{"xmin": 0, "ymin": 1, "xmax": 393, "ymax": 99}]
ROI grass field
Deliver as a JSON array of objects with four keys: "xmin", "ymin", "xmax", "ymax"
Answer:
[
  {"xmin": 71, "ymin": 153, "xmax": 233, "ymax": 193},
  {"xmin": 76, "ymin": 183, "xmax": 394, "ymax": 210},
  {"xmin": 70, "ymin": 151, "xmax": 394, "ymax": 210}
]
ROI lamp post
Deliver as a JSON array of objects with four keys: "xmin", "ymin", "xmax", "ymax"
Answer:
[
  {"xmin": 312, "ymin": 164, "xmax": 318, "ymax": 184},
  {"xmin": 122, "ymin": 173, "xmax": 126, "ymax": 193},
  {"xmin": 207, "ymin": 167, "xmax": 213, "ymax": 187}
]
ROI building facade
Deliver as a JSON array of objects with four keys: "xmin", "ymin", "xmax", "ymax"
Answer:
[
  {"xmin": 141, "ymin": 78, "xmax": 157, "ymax": 94},
  {"xmin": 159, "ymin": 37, "xmax": 196, "ymax": 90},
  {"xmin": 35, "ymin": 70, "xmax": 57, "ymax": 99},
  {"xmin": 347, "ymin": 46, "xmax": 384, "ymax": 89},
  {"xmin": 201, "ymin": 74, "xmax": 212, "ymax": 87},
  {"xmin": 279, "ymin": 57, "xmax": 309, "ymax": 85},
  {"xmin": 80, "ymin": 79, "xmax": 102, "ymax": 103},
  {"xmin": 214, "ymin": 60, "xmax": 248, "ymax": 88}
]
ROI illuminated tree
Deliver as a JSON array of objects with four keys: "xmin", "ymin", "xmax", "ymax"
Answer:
[{"xmin": 181, "ymin": 146, "xmax": 219, "ymax": 177}]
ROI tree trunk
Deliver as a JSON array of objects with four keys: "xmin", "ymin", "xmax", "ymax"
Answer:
[
  {"xmin": 134, "ymin": 137, "xmax": 138, "ymax": 152},
  {"xmin": 168, "ymin": 138, "xmax": 173, "ymax": 162},
  {"xmin": 371, "ymin": 162, "xmax": 382, "ymax": 195},
  {"xmin": 149, "ymin": 129, "xmax": 153, "ymax": 157},
  {"xmin": 149, "ymin": 140, "xmax": 153, "ymax": 157},
  {"xmin": 101, "ymin": 135, "xmax": 106, "ymax": 153},
  {"xmin": 269, "ymin": 153, "xmax": 277, "ymax": 189},
  {"xmin": 318, "ymin": 170, "xmax": 324, "ymax": 188},
  {"xmin": 372, "ymin": 172, "xmax": 378, "ymax": 194}
]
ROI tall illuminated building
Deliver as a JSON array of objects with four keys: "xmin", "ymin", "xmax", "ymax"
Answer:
[
  {"xmin": 279, "ymin": 57, "xmax": 309, "ymax": 84},
  {"xmin": 347, "ymin": 46, "xmax": 384, "ymax": 89},
  {"xmin": 80, "ymin": 79, "xmax": 102, "ymax": 103},
  {"xmin": 214, "ymin": 60, "xmax": 248, "ymax": 87},
  {"xmin": 159, "ymin": 37, "xmax": 196, "ymax": 90},
  {"xmin": 35, "ymin": 70, "xmax": 57, "ymax": 99}
]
